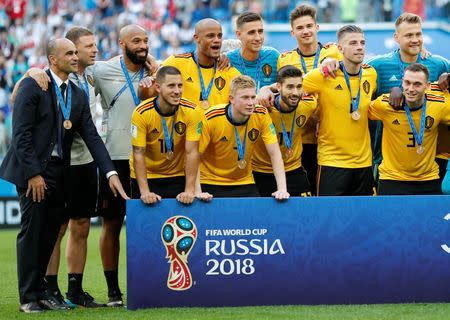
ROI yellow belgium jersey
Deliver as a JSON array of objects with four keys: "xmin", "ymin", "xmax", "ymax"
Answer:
[
  {"xmin": 162, "ymin": 53, "xmax": 241, "ymax": 111},
  {"xmin": 252, "ymin": 94, "xmax": 318, "ymax": 173},
  {"xmin": 369, "ymin": 93, "xmax": 450, "ymax": 181},
  {"xmin": 200, "ymin": 104, "xmax": 278, "ymax": 185},
  {"xmin": 429, "ymin": 83, "xmax": 450, "ymax": 160},
  {"xmin": 130, "ymin": 97, "xmax": 202, "ymax": 179},
  {"xmin": 277, "ymin": 43, "xmax": 341, "ymax": 145},
  {"xmin": 302, "ymin": 65, "xmax": 377, "ymax": 168}
]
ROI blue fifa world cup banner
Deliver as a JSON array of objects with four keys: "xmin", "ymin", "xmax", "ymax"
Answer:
[{"xmin": 126, "ymin": 196, "xmax": 450, "ymax": 309}]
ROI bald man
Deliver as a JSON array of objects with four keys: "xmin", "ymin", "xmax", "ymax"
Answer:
[
  {"xmin": 159, "ymin": 18, "xmax": 240, "ymax": 111},
  {"xmin": 0, "ymin": 38, "xmax": 127, "ymax": 313},
  {"xmin": 93, "ymin": 24, "xmax": 150, "ymax": 307}
]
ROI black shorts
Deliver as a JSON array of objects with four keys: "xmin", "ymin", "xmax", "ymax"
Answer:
[
  {"xmin": 131, "ymin": 176, "xmax": 185, "ymax": 199},
  {"xmin": 201, "ymin": 184, "xmax": 260, "ymax": 198},
  {"xmin": 253, "ymin": 167, "xmax": 312, "ymax": 197},
  {"xmin": 97, "ymin": 160, "xmax": 131, "ymax": 218},
  {"xmin": 378, "ymin": 179, "xmax": 442, "ymax": 195},
  {"xmin": 317, "ymin": 165, "xmax": 375, "ymax": 196},
  {"xmin": 301, "ymin": 143, "xmax": 318, "ymax": 196},
  {"xmin": 65, "ymin": 162, "xmax": 98, "ymax": 218},
  {"xmin": 436, "ymin": 157, "xmax": 448, "ymax": 184}
]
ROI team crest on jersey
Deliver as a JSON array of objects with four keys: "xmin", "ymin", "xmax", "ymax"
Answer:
[
  {"xmin": 248, "ymin": 128, "xmax": 260, "ymax": 142},
  {"xmin": 262, "ymin": 64, "xmax": 272, "ymax": 78},
  {"xmin": 296, "ymin": 115, "xmax": 307, "ymax": 128},
  {"xmin": 87, "ymin": 75, "xmax": 94, "ymax": 86},
  {"xmin": 425, "ymin": 116, "xmax": 434, "ymax": 129},
  {"xmin": 363, "ymin": 80, "xmax": 370, "ymax": 94},
  {"xmin": 175, "ymin": 121, "xmax": 186, "ymax": 135},
  {"xmin": 214, "ymin": 76, "xmax": 226, "ymax": 91}
]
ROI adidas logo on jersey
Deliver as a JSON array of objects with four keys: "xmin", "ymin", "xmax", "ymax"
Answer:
[
  {"xmin": 220, "ymin": 136, "xmax": 228, "ymax": 142},
  {"xmin": 389, "ymin": 75, "xmax": 398, "ymax": 81},
  {"xmin": 186, "ymin": 77, "xmax": 193, "ymax": 83},
  {"xmin": 392, "ymin": 119, "xmax": 400, "ymax": 125},
  {"xmin": 335, "ymin": 84, "xmax": 343, "ymax": 90}
]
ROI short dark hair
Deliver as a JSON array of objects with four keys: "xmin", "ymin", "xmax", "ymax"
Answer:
[
  {"xmin": 337, "ymin": 25, "xmax": 363, "ymax": 41},
  {"xmin": 65, "ymin": 27, "xmax": 94, "ymax": 45},
  {"xmin": 156, "ymin": 66, "xmax": 181, "ymax": 83},
  {"xmin": 276, "ymin": 65, "xmax": 303, "ymax": 84},
  {"xmin": 236, "ymin": 12, "xmax": 262, "ymax": 30},
  {"xmin": 46, "ymin": 39, "xmax": 57, "ymax": 59},
  {"xmin": 290, "ymin": 4, "xmax": 317, "ymax": 26},
  {"xmin": 404, "ymin": 63, "xmax": 430, "ymax": 81}
]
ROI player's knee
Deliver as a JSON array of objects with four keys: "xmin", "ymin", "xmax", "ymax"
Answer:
[{"xmin": 70, "ymin": 218, "xmax": 90, "ymax": 239}]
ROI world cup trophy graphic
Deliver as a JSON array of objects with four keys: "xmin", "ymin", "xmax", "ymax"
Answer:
[{"xmin": 161, "ymin": 216, "xmax": 197, "ymax": 291}]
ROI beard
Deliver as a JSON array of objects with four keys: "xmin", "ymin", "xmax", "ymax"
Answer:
[
  {"xmin": 281, "ymin": 94, "xmax": 299, "ymax": 111},
  {"xmin": 125, "ymin": 46, "xmax": 148, "ymax": 65}
]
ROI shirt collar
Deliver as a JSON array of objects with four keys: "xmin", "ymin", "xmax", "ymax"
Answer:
[{"xmin": 49, "ymin": 69, "xmax": 69, "ymax": 88}]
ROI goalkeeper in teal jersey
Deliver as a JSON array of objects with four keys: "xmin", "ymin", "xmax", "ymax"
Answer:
[{"xmin": 227, "ymin": 12, "xmax": 279, "ymax": 91}]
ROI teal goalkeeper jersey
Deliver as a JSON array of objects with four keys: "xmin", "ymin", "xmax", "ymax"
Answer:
[{"xmin": 227, "ymin": 46, "xmax": 279, "ymax": 90}]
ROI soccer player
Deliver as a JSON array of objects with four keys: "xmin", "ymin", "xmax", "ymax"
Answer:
[
  {"xmin": 252, "ymin": 65, "xmax": 317, "ymax": 197},
  {"xmin": 130, "ymin": 66, "xmax": 210, "ymax": 204},
  {"xmin": 261, "ymin": 4, "xmax": 343, "ymax": 194},
  {"xmin": 227, "ymin": 12, "xmax": 279, "ymax": 90},
  {"xmin": 93, "ymin": 24, "xmax": 149, "ymax": 307},
  {"xmin": 160, "ymin": 18, "xmax": 240, "ymax": 110},
  {"xmin": 199, "ymin": 75, "xmax": 289, "ymax": 199},
  {"xmin": 369, "ymin": 64, "xmax": 450, "ymax": 195},
  {"xmin": 302, "ymin": 25, "xmax": 377, "ymax": 196}
]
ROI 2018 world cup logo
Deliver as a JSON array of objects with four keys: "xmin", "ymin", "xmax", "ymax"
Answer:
[{"xmin": 161, "ymin": 216, "xmax": 197, "ymax": 291}]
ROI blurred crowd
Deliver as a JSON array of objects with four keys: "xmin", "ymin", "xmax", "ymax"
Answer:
[{"xmin": 0, "ymin": 0, "xmax": 449, "ymax": 160}]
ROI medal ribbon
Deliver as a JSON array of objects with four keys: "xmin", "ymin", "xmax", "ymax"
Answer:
[
  {"xmin": 238, "ymin": 52, "xmax": 261, "ymax": 89},
  {"xmin": 227, "ymin": 106, "xmax": 248, "ymax": 161},
  {"xmin": 403, "ymin": 96, "xmax": 427, "ymax": 147},
  {"xmin": 274, "ymin": 96, "xmax": 296, "ymax": 150},
  {"xmin": 52, "ymin": 77, "xmax": 72, "ymax": 122},
  {"xmin": 340, "ymin": 61, "xmax": 362, "ymax": 114},
  {"xmin": 110, "ymin": 56, "xmax": 143, "ymax": 107},
  {"xmin": 155, "ymin": 99, "xmax": 175, "ymax": 153},
  {"xmin": 76, "ymin": 74, "xmax": 90, "ymax": 101},
  {"xmin": 299, "ymin": 46, "xmax": 321, "ymax": 73},
  {"xmin": 193, "ymin": 51, "xmax": 216, "ymax": 101}
]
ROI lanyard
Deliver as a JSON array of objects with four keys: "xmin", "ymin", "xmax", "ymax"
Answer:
[
  {"xmin": 110, "ymin": 57, "xmax": 143, "ymax": 108},
  {"xmin": 237, "ymin": 52, "xmax": 261, "ymax": 89},
  {"xmin": 76, "ymin": 73, "xmax": 89, "ymax": 102},
  {"xmin": 404, "ymin": 96, "xmax": 427, "ymax": 147},
  {"xmin": 274, "ymin": 95, "xmax": 296, "ymax": 150},
  {"xmin": 155, "ymin": 99, "xmax": 175, "ymax": 153},
  {"xmin": 340, "ymin": 61, "xmax": 362, "ymax": 113},
  {"xmin": 299, "ymin": 46, "xmax": 321, "ymax": 73},
  {"xmin": 227, "ymin": 106, "xmax": 248, "ymax": 161},
  {"xmin": 193, "ymin": 51, "xmax": 216, "ymax": 100},
  {"xmin": 52, "ymin": 78, "xmax": 72, "ymax": 121}
]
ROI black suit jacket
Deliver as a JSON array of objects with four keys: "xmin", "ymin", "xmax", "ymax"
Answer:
[{"xmin": 0, "ymin": 69, "xmax": 114, "ymax": 188}]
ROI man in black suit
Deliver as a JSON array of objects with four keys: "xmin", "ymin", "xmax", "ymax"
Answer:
[{"xmin": 0, "ymin": 38, "xmax": 128, "ymax": 313}]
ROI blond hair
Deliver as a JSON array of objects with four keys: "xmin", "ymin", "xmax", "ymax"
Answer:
[
  {"xmin": 395, "ymin": 13, "xmax": 422, "ymax": 29},
  {"xmin": 230, "ymin": 75, "xmax": 256, "ymax": 96}
]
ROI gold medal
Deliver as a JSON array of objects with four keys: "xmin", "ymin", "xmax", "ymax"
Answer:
[
  {"xmin": 237, "ymin": 159, "xmax": 247, "ymax": 170},
  {"xmin": 166, "ymin": 150, "xmax": 174, "ymax": 160},
  {"xmin": 63, "ymin": 120, "xmax": 72, "ymax": 130},
  {"xmin": 417, "ymin": 145, "xmax": 424, "ymax": 155},
  {"xmin": 200, "ymin": 100, "xmax": 210, "ymax": 110},
  {"xmin": 351, "ymin": 110, "xmax": 360, "ymax": 121},
  {"xmin": 285, "ymin": 148, "xmax": 293, "ymax": 159}
]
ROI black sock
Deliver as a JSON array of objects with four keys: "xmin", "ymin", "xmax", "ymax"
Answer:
[
  {"xmin": 67, "ymin": 273, "xmax": 83, "ymax": 296},
  {"xmin": 104, "ymin": 270, "xmax": 120, "ymax": 296},
  {"xmin": 45, "ymin": 275, "xmax": 59, "ymax": 293}
]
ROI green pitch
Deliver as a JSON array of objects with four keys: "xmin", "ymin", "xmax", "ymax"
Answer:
[{"xmin": 0, "ymin": 227, "xmax": 448, "ymax": 319}]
